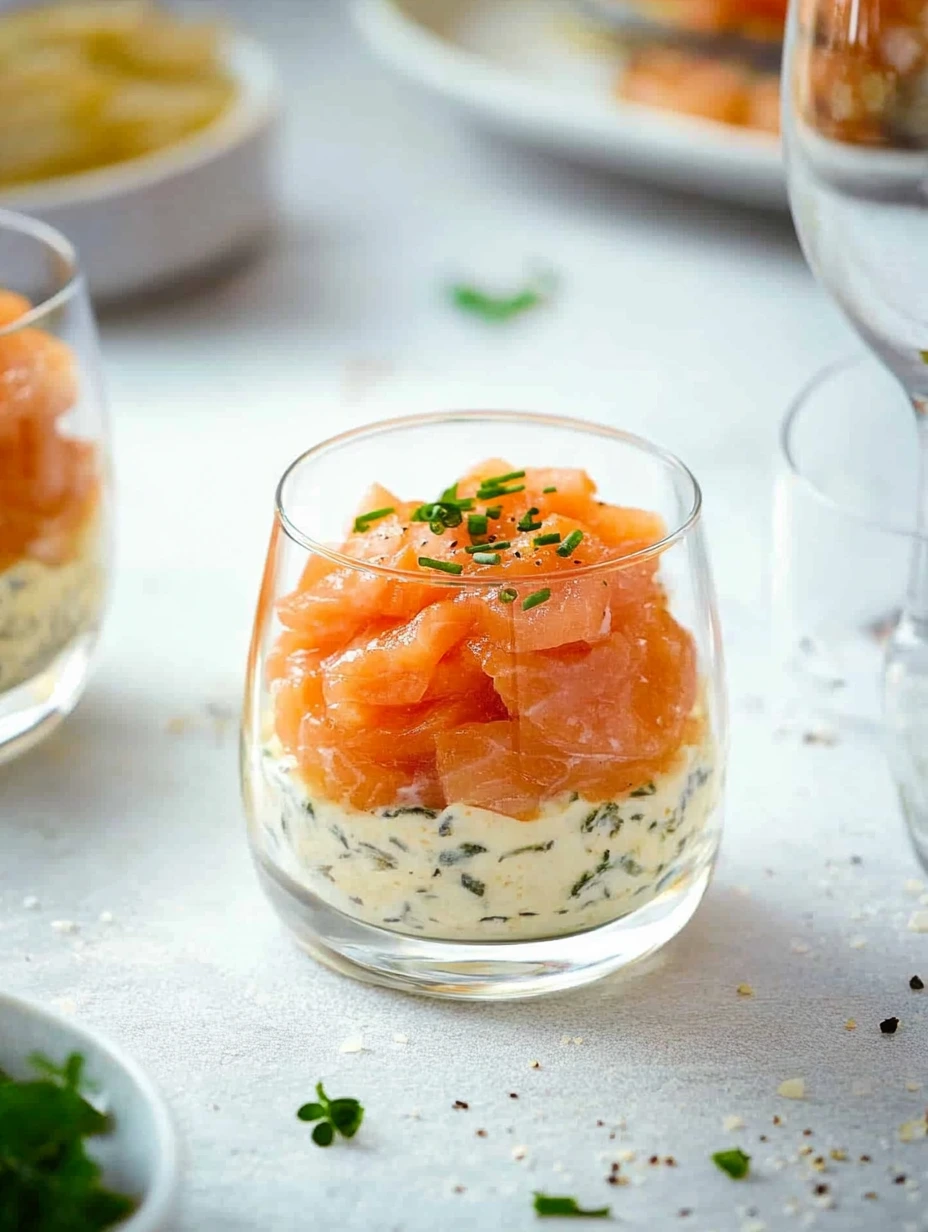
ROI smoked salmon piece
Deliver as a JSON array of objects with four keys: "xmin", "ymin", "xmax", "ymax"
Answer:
[
  {"xmin": 271, "ymin": 459, "xmax": 699, "ymax": 818},
  {"xmin": 0, "ymin": 289, "xmax": 98, "ymax": 571}
]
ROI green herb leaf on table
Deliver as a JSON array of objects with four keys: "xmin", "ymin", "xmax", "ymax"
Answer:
[
  {"xmin": 451, "ymin": 279, "xmax": 554, "ymax": 324},
  {"xmin": 533, "ymin": 1192, "xmax": 611, "ymax": 1218},
  {"xmin": 0, "ymin": 1051, "xmax": 137, "ymax": 1231},
  {"xmin": 297, "ymin": 1083, "xmax": 364, "ymax": 1148},
  {"xmin": 712, "ymin": 1147, "xmax": 751, "ymax": 1179}
]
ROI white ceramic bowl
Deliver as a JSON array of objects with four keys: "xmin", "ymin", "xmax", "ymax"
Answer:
[
  {"xmin": 0, "ymin": 991, "xmax": 179, "ymax": 1231},
  {"xmin": 0, "ymin": 33, "xmax": 280, "ymax": 301}
]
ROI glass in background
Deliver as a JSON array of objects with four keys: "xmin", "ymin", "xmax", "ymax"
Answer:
[{"xmin": 0, "ymin": 209, "xmax": 111, "ymax": 764}]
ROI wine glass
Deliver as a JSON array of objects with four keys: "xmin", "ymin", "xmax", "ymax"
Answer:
[
  {"xmin": 0, "ymin": 209, "xmax": 112, "ymax": 764},
  {"xmin": 783, "ymin": 0, "xmax": 928, "ymax": 866},
  {"xmin": 241, "ymin": 412, "xmax": 727, "ymax": 999}
]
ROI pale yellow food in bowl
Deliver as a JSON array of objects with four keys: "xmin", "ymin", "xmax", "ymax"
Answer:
[{"xmin": 0, "ymin": 0, "xmax": 237, "ymax": 191}]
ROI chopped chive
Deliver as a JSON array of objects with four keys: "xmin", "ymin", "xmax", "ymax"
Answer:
[
  {"xmin": 542, "ymin": 485, "xmax": 557, "ymax": 494},
  {"xmin": 476, "ymin": 483, "xmax": 525, "ymax": 499},
  {"xmin": 481, "ymin": 469, "xmax": 525, "ymax": 486},
  {"xmin": 557, "ymin": 530, "xmax": 584, "ymax": 557},
  {"xmin": 472, "ymin": 552, "xmax": 501, "ymax": 565},
  {"xmin": 498, "ymin": 587, "xmax": 518, "ymax": 604},
  {"xmin": 418, "ymin": 557, "xmax": 463, "ymax": 575},
  {"xmin": 533, "ymin": 533, "xmax": 562, "ymax": 547},
  {"xmin": 517, "ymin": 507, "xmax": 541, "ymax": 532},
  {"xmin": 468, "ymin": 513, "xmax": 488, "ymax": 537},
  {"xmin": 522, "ymin": 588, "xmax": 551, "ymax": 611},
  {"xmin": 485, "ymin": 505, "xmax": 503, "ymax": 519},
  {"xmin": 429, "ymin": 520, "xmax": 445, "ymax": 535},
  {"xmin": 466, "ymin": 541, "xmax": 511, "ymax": 554},
  {"xmin": 441, "ymin": 482, "xmax": 459, "ymax": 502},
  {"xmin": 353, "ymin": 506, "xmax": 395, "ymax": 533}
]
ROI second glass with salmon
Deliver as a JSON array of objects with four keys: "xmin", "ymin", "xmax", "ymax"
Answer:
[{"xmin": 243, "ymin": 413, "xmax": 727, "ymax": 998}]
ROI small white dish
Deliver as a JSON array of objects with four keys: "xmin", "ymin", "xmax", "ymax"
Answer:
[
  {"xmin": 0, "ymin": 991, "xmax": 179, "ymax": 1231},
  {"xmin": 354, "ymin": 0, "xmax": 786, "ymax": 209},
  {"xmin": 0, "ymin": 33, "xmax": 280, "ymax": 301}
]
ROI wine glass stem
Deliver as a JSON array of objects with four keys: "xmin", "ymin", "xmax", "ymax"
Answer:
[{"xmin": 901, "ymin": 401, "xmax": 928, "ymax": 632}]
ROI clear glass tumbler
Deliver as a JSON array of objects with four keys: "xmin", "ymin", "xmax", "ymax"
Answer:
[
  {"xmin": 0, "ymin": 209, "xmax": 111, "ymax": 764},
  {"xmin": 773, "ymin": 356, "xmax": 917, "ymax": 727},
  {"xmin": 242, "ymin": 412, "xmax": 727, "ymax": 999}
]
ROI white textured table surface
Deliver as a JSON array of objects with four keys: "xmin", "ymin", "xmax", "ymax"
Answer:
[{"xmin": 3, "ymin": 4, "xmax": 928, "ymax": 1230}]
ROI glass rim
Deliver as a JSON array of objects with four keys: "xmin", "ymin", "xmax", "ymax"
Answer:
[
  {"xmin": 781, "ymin": 355, "xmax": 923, "ymax": 542},
  {"xmin": 0, "ymin": 207, "xmax": 81, "ymax": 337},
  {"xmin": 275, "ymin": 410, "xmax": 703, "ymax": 588}
]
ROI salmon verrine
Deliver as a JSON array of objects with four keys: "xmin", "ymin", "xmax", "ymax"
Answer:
[
  {"xmin": 260, "ymin": 461, "xmax": 720, "ymax": 940},
  {"xmin": 0, "ymin": 289, "xmax": 103, "ymax": 692}
]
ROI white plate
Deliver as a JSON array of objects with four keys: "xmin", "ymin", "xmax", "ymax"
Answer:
[
  {"xmin": 0, "ymin": 34, "xmax": 280, "ymax": 300},
  {"xmin": 354, "ymin": 0, "xmax": 786, "ymax": 208},
  {"xmin": 0, "ymin": 991, "xmax": 179, "ymax": 1231}
]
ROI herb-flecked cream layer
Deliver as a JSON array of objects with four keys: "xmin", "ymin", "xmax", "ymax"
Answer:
[
  {"xmin": 0, "ymin": 521, "xmax": 104, "ymax": 695},
  {"xmin": 259, "ymin": 729, "xmax": 719, "ymax": 942}
]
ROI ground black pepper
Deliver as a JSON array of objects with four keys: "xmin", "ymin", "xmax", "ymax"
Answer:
[{"xmin": 453, "ymin": 1100, "xmax": 469, "ymax": 1110}]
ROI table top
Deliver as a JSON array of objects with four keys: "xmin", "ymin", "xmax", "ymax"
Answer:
[{"xmin": 3, "ymin": 4, "xmax": 926, "ymax": 1230}]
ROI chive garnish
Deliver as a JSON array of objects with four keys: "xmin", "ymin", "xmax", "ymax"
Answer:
[
  {"xmin": 499, "ymin": 587, "xmax": 518, "ymax": 604},
  {"xmin": 476, "ymin": 483, "xmax": 525, "ymax": 499},
  {"xmin": 517, "ymin": 507, "xmax": 542, "ymax": 532},
  {"xmin": 542, "ymin": 485, "xmax": 557, "ymax": 494},
  {"xmin": 557, "ymin": 530, "xmax": 583, "ymax": 557},
  {"xmin": 522, "ymin": 588, "xmax": 551, "ymax": 611},
  {"xmin": 533, "ymin": 533, "xmax": 562, "ymax": 547},
  {"xmin": 418, "ymin": 557, "xmax": 463, "ymax": 575},
  {"xmin": 441, "ymin": 482, "xmax": 459, "ymax": 502},
  {"xmin": 485, "ymin": 505, "xmax": 503, "ymax": 519},
  {"xmin": 353, "ymin": 506, "xmax": 394, "ymax": 533},
  {"xmin": 468, "ymin": 513, "xmax": 488, "ymax": 537},
  {"xmin": 481, "ymin": 469, "xmax": 525, "ymax": 486},
  {"xmin": 466, "ymin": 541, "xmax": 510, "ymax": 554},
  {"xmin": 472, "ymin": 552, "xmax": 501, "ymax": 565}
]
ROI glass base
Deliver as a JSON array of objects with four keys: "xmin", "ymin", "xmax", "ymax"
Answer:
[
  {"xmin": 253, "ymin": 849, "xmax": 715, "ymax": 1000},
  {"xmin": 0, "ymin": 633, "xmax": 97, "ymax": 766}
]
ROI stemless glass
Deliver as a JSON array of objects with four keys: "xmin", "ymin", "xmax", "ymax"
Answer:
[
  {"xmin": 242, "ymin": 413, "xmax": 727, "ymax": 1000},
  {"xmin": 782, "ymin": 1, "xmax": 928, "ymax": 849},
  {"xmin": 0, "ymin": 209, "xmax": 111, "ymax": 764}
]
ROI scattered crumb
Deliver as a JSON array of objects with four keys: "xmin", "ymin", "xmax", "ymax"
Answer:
[
  {"xmin": 50, "ymin": 920, "xmax": 78, "ymax": 935},
  {"xmin": 829, "ymin": 1149, "xmax": 847, "ymax": 1161},
  {"xmin": 803, "ymin": 729, "xmax": 837, "ymax": 746},
  {"xmin": 616, "ymin": 1149, "xmax": 636, "ymax": 1163},
  {"xmin": 810, "ymin": 1155, "xmax": 827, "ymax": 1172},
  {"xmin": 849, "ymin": 936, "xmax": 868, "ymax": 950},
  {"xmin": 906, "ymin": 1081, "xmax": 922, "ymax": 1092},
  {"xmin": 790, "ymin": 940, "xmax": 811, "ymax": 955},
  {"xmin": 22, "ymin": 895, "xmax": 40, "ymax": 910},
  {"xmin": 98, "ymin": 911, "xmax": 114, "ymax": 924},
  {"xmin": 529, "ymin": 1060, "xmax": 541, "ymax": 1069},
  {"xmin": 724, "ymin": 1115, "xmax": 746, "ymax": 1132},
  {"xmin": 453, "ymin": 1100, "xmax": 469, "ymax": 1110},
  {"xmin": 864, "ymin": 1191, "xmax": 878, "ymax": 1199},
  {"xmin": 475, "ymin": 1128, "xmax": 487, "ymax": 1138},
  {"xmin": 452, "ymin": 1184, "xmax": 466, "ymax": 1194},
  {"xmin": 909, "ymin": 975, "xmax": 924, "ymax": 991},
  {"xmin": 737, "ymin": 983, "xmax": 755, "ymax": 998},
  {"xmin": 509, "ymin": 1092, "xmax": 518, "ymax": 1099},
  {"xmin": 339, "ymin": 1035, "xmax": 365, "ymax": 1054},
  {"xmin": 572, "ymin": 1036, "xmax": 583, "ymax": 1045},
  {"xmin": 512, "ymin": 1145, "xmax": 528, "ymax": 1161},
  {"xmin": 904, "ymin": 879, "xmax": 925, "ymax": 896},
  {"xmin": 898, "ymin": 1120, "xmax": 928, "ymax": 1143},
  {"xmin": 845, "ymin": 1019, "xmax": 857, "ymax": 1030},
  {"xmin": 392, "ymin": 1033, "xmax": 408, "ymax": 1045},
  {"xmin": 907, "ymin": 910, "xmax": 928, "ymax": 933},
  {"xmin": 880, "ymin": 1017, "xmax": 900, "ymax": 1035},
  {"xmin": 778, "ymin": 1078, "xmax": 806, "ymax": 1100}
]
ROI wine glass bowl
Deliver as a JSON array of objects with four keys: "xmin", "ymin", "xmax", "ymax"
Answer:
[{"xmin": 784, "ymin": 0, "xmax": 928, "ymax": 871}]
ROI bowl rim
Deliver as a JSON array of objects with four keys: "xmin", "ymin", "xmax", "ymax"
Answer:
[
  {"xmin": 0, "ymin": 30, "xmax": 280, "ymax": 211},
  {"xmin": 275, "ymin": 409, "xmax": 703, "ymax": 587},
  {"xmin": 0, "ymin": 990, "xmax": 180, "ymax": 1232}
]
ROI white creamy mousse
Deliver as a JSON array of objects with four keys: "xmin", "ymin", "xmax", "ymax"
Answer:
[
  {"xmin": 0, "ymin": 527, "xmax": 103, "ymax": 695},
  {"xmin": 259, "ymin": 730, "xmax": 719, "ymax": 942}
]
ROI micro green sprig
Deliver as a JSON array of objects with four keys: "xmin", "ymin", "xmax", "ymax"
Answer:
[{"xmin": 297, "ymin": 1083, "xmax": 364, "ymax": 1147}]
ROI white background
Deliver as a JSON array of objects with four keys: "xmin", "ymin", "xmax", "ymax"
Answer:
[{"xmin": 3, "ymin": 3, "xmax": 928, "ymax": 1229}]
